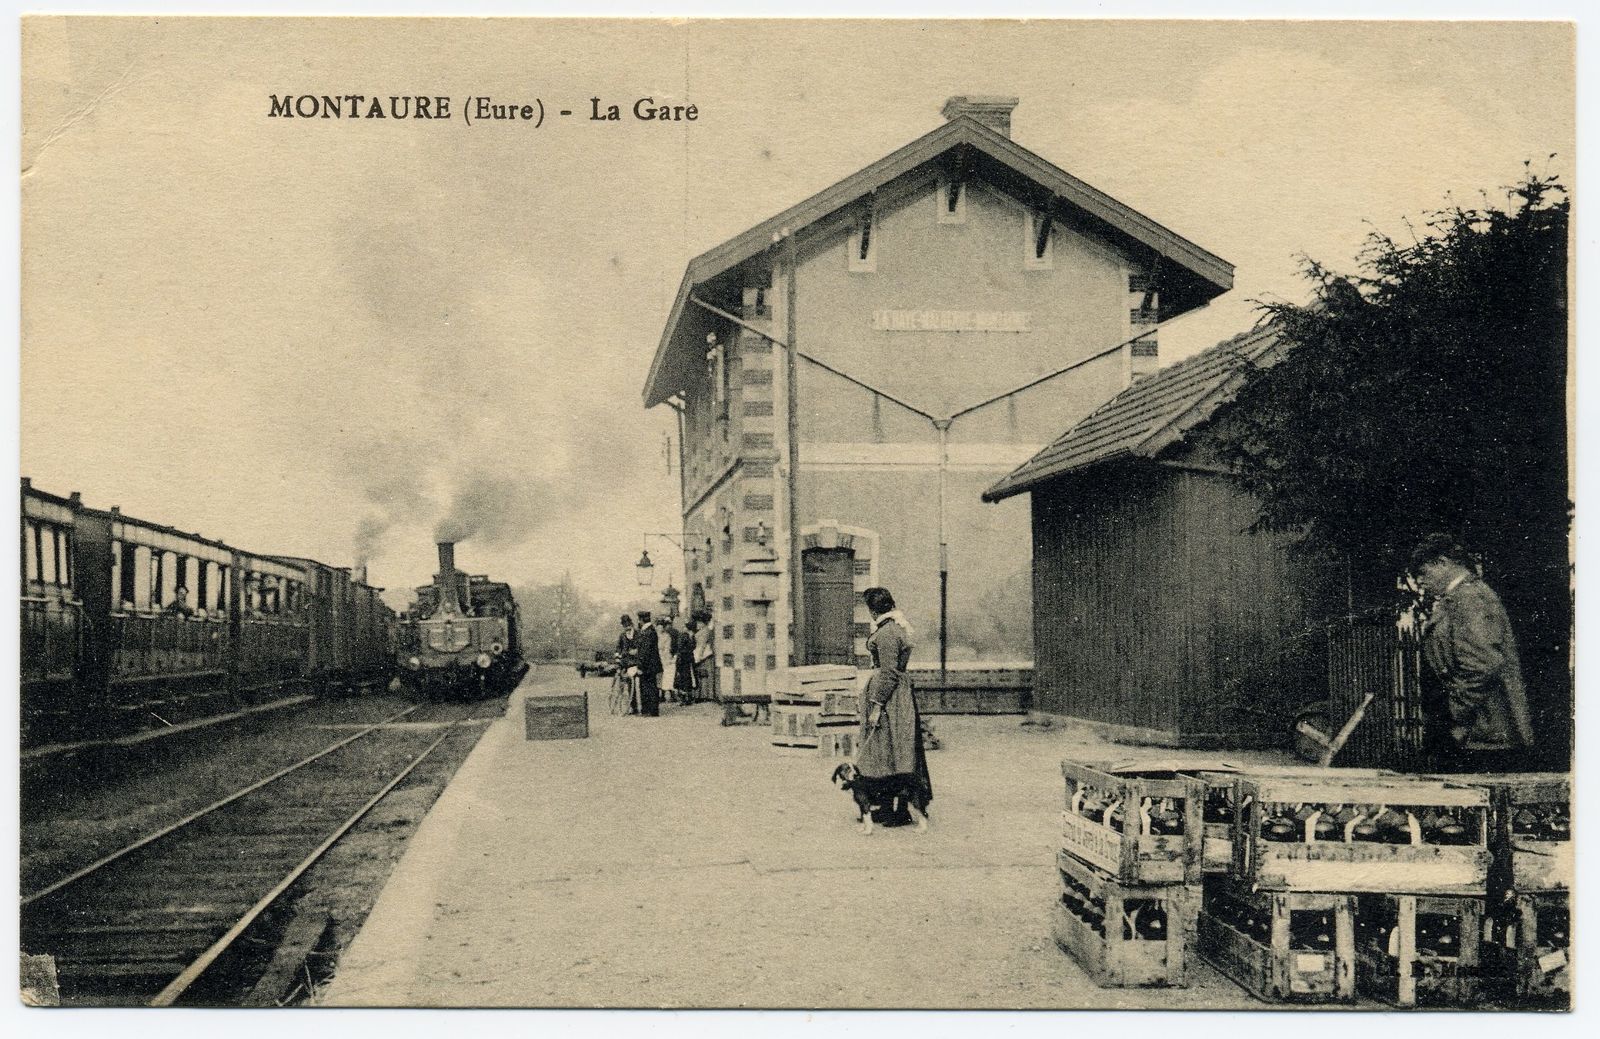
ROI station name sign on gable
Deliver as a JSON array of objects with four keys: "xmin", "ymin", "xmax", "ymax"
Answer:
[{"xmin": 871, "ymin": 310, "xmax": 1032, "ymax": 333}]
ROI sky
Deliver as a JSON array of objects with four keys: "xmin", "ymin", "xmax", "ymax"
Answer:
[{"xmin": 18, "ymin": 18, "xmax": 1575, "ymax": 608}]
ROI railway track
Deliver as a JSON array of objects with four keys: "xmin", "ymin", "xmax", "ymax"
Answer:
[{"xmin": 20, "ymin": 698, "xmax": 492, "ymax": 1006}]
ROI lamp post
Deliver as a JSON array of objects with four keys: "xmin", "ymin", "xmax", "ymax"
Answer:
[{"xmin": 632, "ymin": 533, "xmax": 703, "ymax": 596}]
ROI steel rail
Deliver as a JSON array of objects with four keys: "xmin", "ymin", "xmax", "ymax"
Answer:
[
  {"xmin": 148, "ymin": 721, "xmax": 461, "ymax": 1007},
  {"xmin": 21, "ymin": 704, "xmax": 422, "ymax": 906}
]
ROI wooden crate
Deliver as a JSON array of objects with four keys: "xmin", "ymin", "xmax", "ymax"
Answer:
[
  {"xmin": 1233, "ymin": 774, "xmax": 1490, "ymax": 894},
  {"xmin": 1051, "ymin": 849, "xmax": 1199, "ymax": 988},
  {"xmin": 770, "ymin": 702, "xmax": 819, "ymax": 749},
  {"xmin": 1355, "ymin": 893, "xmax": 1484, "ymax": 1008},
  {"xmin": 1481, "ymin": 889, "xmax": 1570, "ymax": 1008},
  {"xmin": 1458, "ymin": 772, "xmax": 1573, "ymax": 898},
  {"xmin": 1186, "ymin": 766, "xmax": 1404, "ymax": 876},
  {"xmin": 1197, "ymin": 879, "xmax": 1356, "ymax": 1003},
  {"xmin": 816, "ymin": 724, "xmax": 860, "ymax": 760},
  {"xmin": 523, "ymin": 693, "xmax": 588, "ymax": 740},
  {"xmin": 1061, "ymin": 760, "xmax": 1203, "ymax": 885}
]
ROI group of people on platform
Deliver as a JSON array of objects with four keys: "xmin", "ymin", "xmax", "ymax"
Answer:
[{"xmin": 615, "ymin": 608, "xmax": 716, "ymax": 716}]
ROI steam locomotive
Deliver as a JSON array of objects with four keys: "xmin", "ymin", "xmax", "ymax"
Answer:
[
  {"xmin": 391, "ymin": 541, "xmax": 527, "ymax": 699},
  {"xmin": 20, "ymin": 479, "xmax": 396, "ymax": 749}
]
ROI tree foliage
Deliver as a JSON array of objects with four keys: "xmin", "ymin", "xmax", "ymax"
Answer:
[{"xmin": 1217, "ymin": 168, "xmax": 1571, "ymax": 749}]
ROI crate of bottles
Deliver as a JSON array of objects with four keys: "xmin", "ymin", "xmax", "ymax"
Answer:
[
  {"xmin": 1480, "ymin": 889, "xmax": 1570, "ymax": 1008},
  {"xmin": 1196, "ymin": 878, "xmax": 1357, "ymax": 1003},
  {"xmin": 1061, "ymin": 760, "xmax": 1204, "ymax": 885},
  {"xmin": 1473, "ymin": 773, "xmax": 1572, "ymax": 896},
  {"xmin": 1233, "ymin": 774, "xmax": 1490, "ymax": 894},
  {"xmin": 1186, "ymin": 766, "xmax": 1404, "ymax": 875},
  {"xmin": 1051, "ymin": 848, "xmax": 1200, "ymax": 988},
  {"xmin": 1354, "ymin": 893, "xmax": 1484, "ymax": 1008}
]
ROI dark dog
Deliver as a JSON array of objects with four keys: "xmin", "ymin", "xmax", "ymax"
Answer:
[{"xmin": 831, "ymin": 763, "xmax": 930, "ymax": 833}]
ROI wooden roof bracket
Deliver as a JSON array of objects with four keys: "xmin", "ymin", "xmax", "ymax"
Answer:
[{"xmin": 1035, "ymin": 194, "xmax": 1057, "ymax": 258}]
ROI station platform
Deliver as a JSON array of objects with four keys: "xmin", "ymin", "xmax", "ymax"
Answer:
[{"xmin": 320, "ymin": 668, "xmax": 1286, "ymax": 1008}]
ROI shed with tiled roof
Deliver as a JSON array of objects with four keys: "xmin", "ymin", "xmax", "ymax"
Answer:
[{"xmin": 984, "ymin": 325, "xmax": 1343, "ymax": 746}]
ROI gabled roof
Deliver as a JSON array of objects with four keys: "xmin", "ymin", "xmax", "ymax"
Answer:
[
  {"xmin": 643, "ymin": 114, "xmax": 1235, "ymax": 407},
  {"xmin": 982, "ymin": 325, "xmax": 1284, "ymax": 502}
]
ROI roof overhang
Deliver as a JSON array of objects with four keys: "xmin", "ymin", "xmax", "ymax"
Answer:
[{"xmin": 643, "ymin": 115, "xmax": 1234, "ymax": 408}]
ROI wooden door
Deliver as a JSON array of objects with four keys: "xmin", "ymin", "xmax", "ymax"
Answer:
[{"xmin": 802, "ymin": 548, "xmax": 855, "ymax": 665}]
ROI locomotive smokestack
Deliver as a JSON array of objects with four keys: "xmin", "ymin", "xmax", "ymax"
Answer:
[{"xmin": 437, "ymin": 541, "xmax": 456, "ymax": 575}]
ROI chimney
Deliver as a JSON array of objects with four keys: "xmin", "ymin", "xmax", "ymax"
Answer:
[
  {"xmin": 437, "ymin": 542, "xmax": 456, "ymax": 576},
  {"xmin": 941, "ymin": 95, "xmax": 1020, "ymax": 138},
  {"xmin": 353, "ymin": 564, "xmax": 368, "ymax": 586}
]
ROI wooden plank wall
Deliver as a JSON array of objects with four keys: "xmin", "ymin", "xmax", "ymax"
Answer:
[{"xmin": 1030, "ymin": 463, "xmax": 1334, "ymax": 745}]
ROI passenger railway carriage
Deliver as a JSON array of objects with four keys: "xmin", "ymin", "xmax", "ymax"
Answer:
[{"xmin": 19, "ymin": 479, "xmax": 396, "ymax": 748}]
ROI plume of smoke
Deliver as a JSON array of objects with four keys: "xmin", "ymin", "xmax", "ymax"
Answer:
[
  {"xmin": 352, "ymin": 466, "xmax": 439, "ymax": 568},
  {"xmin": 433, "ymin": 470, "xmax": 543, "ymax": 549}
]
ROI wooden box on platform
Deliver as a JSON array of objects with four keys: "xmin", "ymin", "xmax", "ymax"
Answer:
[
  {"xmin": 1197, "ymin": 879, "xmax": 1357, "ymax": 1004},
  {"xmin": 523, "ymin": 692, "xmax": 588, "ymax": 740},
  {"xmin": 1061, "ymin": 760, "xmax": 1203, "ymax": 885},
  {"xmin": 1232, "ymin": 774, "xmax": 1490, "ymax": 895},
  {"xmin": 1355, "ymin": 893, "xmax": 1484, "ymax": 1008},
  {"xmin": 1051, "ymin": 849, "xmax": 1200, "ymax": 988},
  {"xmin": 772, "ymin": 664, "xmax": 860, "ymax": 752},
  {"xmin": 816, "ymin": 725, "xmax": 860, "ymax": 759},
  {"xmin": 1481, "ymin": 889, "xmax": 1570, "ymax": 1008},
  {"xmin": 770, "ymin": 702, "xmax": 820, "ymax": 749}
]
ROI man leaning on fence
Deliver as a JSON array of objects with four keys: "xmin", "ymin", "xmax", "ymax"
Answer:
[{"xmin": 1408, "ymin": 534, "xmax": 1534, "ymax": 773}]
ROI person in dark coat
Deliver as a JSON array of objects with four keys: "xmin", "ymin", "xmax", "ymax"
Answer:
[
  {"xmin": 1409, "ymin": 534, "xmax": 1535, "ymax": 772},
  {"xmin": 857, "ymin": 587, "xmax": 932, "ymax": 830},
  {"xmin": 634, "ymin": 611, "xmax": 662, "ymax": 716},
  {"xmin": 677, "ymin": 618, "xmax": 700, "ymax": 702},
  {"xmin": 616, "ymin": 615, "xmax": 640, "ymax": 714}
]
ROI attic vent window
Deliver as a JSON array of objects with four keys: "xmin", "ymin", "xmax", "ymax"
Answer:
[{"xmin": 848, "ymin": 208, "xmax": 878, "ymax": 272}]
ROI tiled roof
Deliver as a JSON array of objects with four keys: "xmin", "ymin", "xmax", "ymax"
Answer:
[{"xmin": 982, "ymin": 326, "xmax": 1282, "ymax": 501}]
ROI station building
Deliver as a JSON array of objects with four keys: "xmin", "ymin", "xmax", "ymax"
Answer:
[{"xmin": 642, "ymin": 96, "xmax": 1232, "ymax": 698}]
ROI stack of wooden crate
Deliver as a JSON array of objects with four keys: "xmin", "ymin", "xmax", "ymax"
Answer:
[
  {"xmin": 1470, "ymin": 773, "xmax": 1572, "ymax": 1007},
  {"xmin": 769, "ymin": 664, "xmax": 860, "ymax": 754},
  {"xmin": 1054, "ymin": 757, "xmax": 1570, "ymax": 1008},
  {"xmin": 1223, "ymin": 771, "xmax": 1493, "ymax": 1007},
  {"xmin": 1052, "ymin": 760, "xmax": 1204, "ymax": 988}
]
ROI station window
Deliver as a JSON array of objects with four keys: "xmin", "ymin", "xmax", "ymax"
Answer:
[
  {"xmin": 848, "ymin": 209, "xmax": 878, "ymax": 273},
  {"xmin": 1023, "ymin": 208, "xmax": 1054, "ymax": 270}
]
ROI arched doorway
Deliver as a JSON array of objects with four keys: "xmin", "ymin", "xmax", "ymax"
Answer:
[{"xmin": 802, "ymin": 547, "xmax": 856, "ymax": 665}]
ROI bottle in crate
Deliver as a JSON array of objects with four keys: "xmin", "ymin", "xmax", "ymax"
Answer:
[
  {"xmin": 1051, "ymin": 849, "xmax": 1199, "ymax": 988},
  {"xmin": 1197, "ymin": 878, "xmax": 1356, "ymax": 1004},
  {"xmin": 1482, "ymin": 891, "xmax": 1570, "ymax": 1008},
  {"xmin": 1354, "ymin": 893, "xmax": 1483, "ymax": 1008}
]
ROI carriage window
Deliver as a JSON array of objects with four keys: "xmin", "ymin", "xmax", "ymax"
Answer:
[
  {"xmin": 159, "ymin": 551, "xmax": 178, "ymax": 607},
  {"xmin": 218, "ymin": 564, "xmax": 229, "ymax": 611},
  {"xmin": 24, "ymin": 522, "xmax": 40, "ymax": 583},
  {"xmin": 60, "ymin": 529, "xmax": 72, "ymax": 588},
  {"xmin": 196, "ymin": 559, "xmax": 209, "ymax": 610},
  {"xmin": 116, "ymin": 542, "xmax": 134, "ymax": 607},
  {"xmin": 41, "ymin": 526, "xmax": 59, "ymax": 585},
  {"xmin": 134, "ymin": 545, "xmax": 153, "ymax": 610}
]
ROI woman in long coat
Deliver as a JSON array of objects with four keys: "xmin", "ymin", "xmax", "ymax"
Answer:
[{"xmin": 857, "ymin": 586, "xmax": 932, "ymax": 829}]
